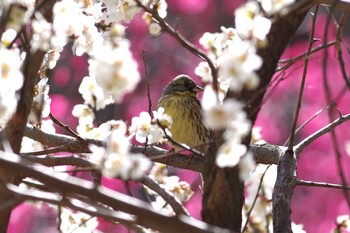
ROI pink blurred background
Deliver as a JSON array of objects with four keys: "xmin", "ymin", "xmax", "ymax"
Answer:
[{"xmin": 9, "ymin": 1, "xmax": 350, "ymax": 232}]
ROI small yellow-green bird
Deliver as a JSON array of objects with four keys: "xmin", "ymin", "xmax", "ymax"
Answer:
[{"xmin": 157, "ymin": 75, "xmax": 210, "ymax": 154}]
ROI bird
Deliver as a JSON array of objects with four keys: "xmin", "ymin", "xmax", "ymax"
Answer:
[{"xmin": 156, "ymin": 75, "xmax": 210, "ymax": 154}]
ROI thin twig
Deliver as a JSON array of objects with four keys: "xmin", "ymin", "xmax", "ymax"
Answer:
[
  {"xmin": 295, "ymin": 113, "xmax": 350, "ymax": 154},
  {"xmin": 286, "ymin": 5, "xmax": 319, "ymax": 152},
  {"xmin": 283, "ymin": 104, "xmax": 331, "ymax": 146},
  {"xmin": 296, "ymin": 179, "xmax": 350, "ymax": 190},
  {"xmin": 276, "ymin": 40, "xmax": 336, "ymax": 71},
  {"xmin": 49, "ymin": 112, "xmax": 85, "ymax": 142}
]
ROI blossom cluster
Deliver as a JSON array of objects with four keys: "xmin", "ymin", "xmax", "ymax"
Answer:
[
  {"xmin": 0, "ymin": 46, "xmax": 23, "ymax": 127},
  {"xmin": 196, "ymin": 0, "xmax": 294, "ymax": 175},
  {"xmin": 129, "ymin": 107, "xmax": 173, "ymax": 145},
  {"xmin": 89, "ymin": 120, "xmax": 152, "ymax": 180}
]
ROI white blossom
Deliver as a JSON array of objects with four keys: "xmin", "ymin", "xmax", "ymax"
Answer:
[
  {"xmin": 129, "ymin": 111, "xmax": 169, "ymax": 144},
  {"xmin": 149, "ymin": 22, "xmax": 162, "ymax": 36},
  {"xmin": 1, "ymin": 29, "xmax": 17, "ymax": 47},
  {"xmin": 261, "ymin": 0, "xmax": 295, "ymax": 15},
  {"xmin": 0, "ymin": 47, "xmax": 23, "ymax": 91},
  {"xmin": 218, "ymin": 40, "xmax": 261, "ymax": 91},
  {"xmin": 335, "ymin": 214, "xmax": 350, "ymax": 231},
  {"xmin": 234, "ymin": 1, "xmax": 271, "ymax": 43},
  {"xmin": 88, "ymin": 41, "xmax": 140, "ymax": 103},
  {"xmin": 78, "ymin": 75, "xmax": 114, "ymax": 110},
  {"xmin": 72, "ymin": 104, "xmax": 94, "ymax": 125},
  {"xmin": 101, "ymin": 0, "xmax": 143, "ymax": 24},
  {"xmin": 216, "ymin": 142, "xmax": 247, "ymax": 168},
  {"xmin": 52, "ymin": 0, "xmax": 83, "ymax": 48},
  {"xmin": 43, "ymin": 48, "xmax": 61, "ymax": 69},
  {"xmin": 60, "ymin": 207, "xmax": 98, "ymax": 233},
  {"xmin": 195, "ymin": 62, "xmax": 212, "ymax": 83},
  {"xmin": 238, "ymin": 152, "xmax": 255, "ymax": 182},
  {"xmin": 31, "ymin": 13, "xmax": 53, "ymax": 52}
]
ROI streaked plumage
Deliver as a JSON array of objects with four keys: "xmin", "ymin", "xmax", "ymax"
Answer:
[{"xmin": 157, "ymin": 75, "xmax": 210, "ymax": 153}]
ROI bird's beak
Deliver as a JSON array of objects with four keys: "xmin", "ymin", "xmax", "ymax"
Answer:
[{"xmin": 193, "ymin": 85, "xmax": 203, "ymax": 93}]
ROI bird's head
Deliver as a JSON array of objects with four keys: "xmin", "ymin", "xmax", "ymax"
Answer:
[{"xmin": 162, "ymin": 75, "xmax": 203, "ymax": 96}]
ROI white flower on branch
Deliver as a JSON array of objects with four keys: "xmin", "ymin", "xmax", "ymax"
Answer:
[
  {"xmin": 130, "ymin": 108, "xmax": 172, "ymax": 144},
  {"xmin": 72, "ymin": 104, "xmax": 94, "ymax": 126},
  {"xmin": 1, "ymin": 29, "xmax": 17, "ymax": 47},
  {"xmin": 52, "ymin": 0, "xmax": 84, "ymax": 48},
  {"xmin": 216, "ymin": 142, "xmax": 248, "ymax": 168},
  {"xmin": 78, "ymin": 76, "xmax": 113, "ymax": 110},
  {"xmin": 60, "ymin": 207, "xmax": 99, "ymax": 233},
  {"xmin": 0, "ymin": 47, "xmax": 23, "ymax": 91},
  {"xmin": 101, "ymin": 0, "xmax": 144, "ymax": 24},
  {"xmin": 260, "ymin": 0, "xmax": 296, "ymax": 15},
  {"xmin": 234, "ymin": 1, "xmax": 271, "ymax": 44},
  {"xmin": 218, "ymin": 40, "xmax": 261, "ymax": 91},
  {"xmin": 202, "ymin": 85, "xmax": 250, "ymax": 132},
  {"xmin": 31, "ymin": 13, "xmax": 53, "ymax": 52},
  {"xmin": 89, "ymin": 123, "xmax": 152, "ymax": 180},
  {"xmin": 88, "ymin": 41, "xmax": 140, "ymax": 103}
]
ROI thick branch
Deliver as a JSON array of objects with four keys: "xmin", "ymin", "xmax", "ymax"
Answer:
[
  {"xmin": 0, "ymin": 151, "xmax": 232, "ymax": 233},
  {"xmin": 24, "ymin": 125, "xmax": 282, "ymax": 170}
]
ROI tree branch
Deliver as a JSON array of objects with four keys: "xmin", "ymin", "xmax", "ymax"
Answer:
[
  {"xmin": 294, "ymin": 113, "xmax": 350, "ymax": 155},
  {"xmin": 0, "ymin": 151, "xmax": 233, "ymax": 233},
  {"xmin": 296, "ymin": 179, "xmax": 350, "ymax": 190}
]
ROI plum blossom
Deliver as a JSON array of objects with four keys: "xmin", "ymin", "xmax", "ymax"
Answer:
[
  {"xmin": 218, "ymin": 40, "xmax": 261, "ymax": 91},
  {"xmin": 31, "ymin": 13, "xmax": 52, "ymax": 52},
  {"xmin": 78, "ymin": 75, "xmax": 113, "ymax": 110},
  {"xmin": 88, "ymin": 40, "xmax": 140, "ymax": 103},
  {"xmin": 261, "ymin": 0, "xmax": 296, "ymax": 15},
  {"xmin": 216, "ymin": 142, "xmax": 248, "ymax": 168},
  {"xmin": 234, "ymin": 1, "xmax": 271, "ymax": 44},
  {"xmin": 89, "ymin": 121, "xmax": 152, "ymax": 180},
  {"xmin": 101, "ymin": 0, "xmax": 144, "ymax": 24},
  {"xmin": 129, "ymin": 108, "xmax": 172, "ymax": 144},
  {"xmin": 60, "ymin": 207, "xmax": 98, "ymax": 233}
]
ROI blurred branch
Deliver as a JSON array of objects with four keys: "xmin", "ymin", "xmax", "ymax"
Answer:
[
  {"xmin": 6, "ymin": 184, "xmax": 148, "ymax": 232},
  {"xmin": 0, "ymin": 151, "xmax": 233, "ymax": 233},
  {"xmin": 24, "ymin": 155, "xmax": 93, "ymax": 168}
]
